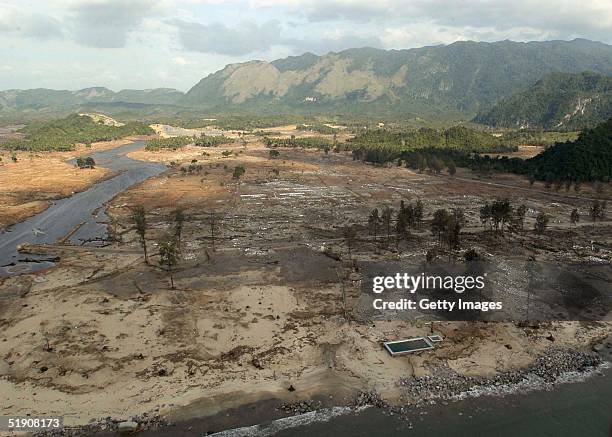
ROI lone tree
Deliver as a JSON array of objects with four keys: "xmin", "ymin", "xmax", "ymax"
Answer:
[
  {"xmin": 570, "ymin": 208, "xmax": 580, "ymax": 241},
  {"xmin": 570, "ymin": 208, "xmax": 580, "ymax": 228},
  {"xmin": 447, "ymin": 161, "xmax": 456, "ymax": 177},
  {"xmin": 480, "ymin": 203, "xmax": 492, "ymax": 230},
  {"xmin": 209, "ymin": 211, "xmax": 219, "ymax": 251},
  {"xmin": 381, "ymin": 206, "xmax": 394, "ymax": 247},
  {"xmin": 76, "ymin": 156, "xmax": 95, "ymax": 169},
  {"xmin": 490, "ymin": 198, "xmax": 513, "ymax": 234},
  {"xmin": 534, "ymin": 212, "xmax": 549, "ymax": 234},
  {"xmin": 158, "ymin": 234, "xmax": 180, "ymax": 289},
  {"xmin": 233, "ymin": 165, "xmax": 246, "ymax": 180},
  {"xmin": 173, "ymin": 208, "xmax": 185, "ymax": 249},
  {"xmin": 431, "ymin": 208, "xmax": 450, "ymax": 244},
  {"xmin": 343, "ymin": 225, "xmax": 357, "ymax": 258},
  {"xmin": 269, "ymin": 150, "xmax": 280, "ymax": 158},
  {"xmin": 514, "ymin": 204, "xmax": 527, "ymax": 232},
  {"xmin": 395, "ymin": 208, "xmax": 409, "ymax": 249},
  {"xmin": 413, "ymin": 199, "xmax": 424, "ymax": 228},
  {"xmin": 131, "ymin": 204, "xmax": 148, "ymax": 263},
  {"xmin": 368, "ymin": 208, "xmax": 381, "ymax": 240},
  {"xmin": 444, "ymin": 208, "xmax": 466, "ymax": 252}
]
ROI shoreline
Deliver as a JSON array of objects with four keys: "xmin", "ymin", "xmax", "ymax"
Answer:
[{"xmin": 34, "ymin": 344, "xmax": 611, "ymax": 436}]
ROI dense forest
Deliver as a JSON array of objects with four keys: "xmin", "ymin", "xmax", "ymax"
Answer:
[
  {"xmin": 350, "ymin": 119, "xmax": 612, "ymax": 184},
  {"xmin": 263, "ymin": 136, "xmax": 333, "ymax": 150},
  {"xmin": 348, "ymin": 126, "xmax": 517, "ymax": 164},
  {"xmin": 144, "ymin": 134, "xmax": 233, "ymax": 151},
  {"xmin": 527, "ymin": 118, "xmax": 612, "ymax": 182},
  {"xmin": 2, "ymin": 114, "xmax": 153, "ymax": 151}
]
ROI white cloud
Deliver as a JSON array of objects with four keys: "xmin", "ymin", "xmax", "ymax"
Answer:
[
  {"xmin": 248, "ymin": 0, "xmax": 612, "ymax": 42},
  {"xmin": 172, "ymin": 55, "xmax": 188, "ymax": 65},
  {"xmin": 68, "ymin": 0, "xmax": 160, "ymax": 48}
]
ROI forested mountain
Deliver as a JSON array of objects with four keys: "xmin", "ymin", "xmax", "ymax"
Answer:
[
  {"xmin": 0, "ymin": 87, "xmax": 184, "ymax": 113},
  {"xmin": 475, "ymin": 72, "xmax": 612, "ymax": 129},
  {"xmin": 180, "ymin": 39, "xmax": 612, "ymax": 116},
  {"xmin": 3, "ymin": 39, "xmax": 612, "ymax": 119}
]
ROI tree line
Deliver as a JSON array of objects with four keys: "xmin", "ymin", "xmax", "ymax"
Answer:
[
  {"xmin": 349, "ymin": 118, "xmax": 612, "ymax": 184},
  {"xmin": 145, "ymin": 133, "xmax": 233, "ymax": 151},
  {"xmin": 3, "ymin": 114, "xmax": 153, "ymax": 152}
]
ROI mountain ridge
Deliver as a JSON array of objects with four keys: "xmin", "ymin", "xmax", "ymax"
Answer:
[
  {"xmin": 0, "ymin": 87, "xmax": 185, "ymax": 112},
  {"xmin": 180, "ymin": 39, "xmax": 612, "ymax": 115},
  {"xmin": 3, "ymin": 39, "xmax": 612, "ymax": 121},
  {"xmin": 474, "ymin": 72, "xmax": 612, "ymax": 129}
]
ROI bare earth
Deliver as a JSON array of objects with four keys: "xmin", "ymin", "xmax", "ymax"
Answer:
[
  {"xmin": 0, "ymin": 133, "xmax": 610, "ymax": 428},
  {"xmin": 0, "ymin": 138, "xmax": 151, "ymax": 230}
]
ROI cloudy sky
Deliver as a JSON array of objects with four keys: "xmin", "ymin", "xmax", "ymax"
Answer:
[{"xmin": 1, "ymin": 0, "xmax": 611, "ymax": 91}]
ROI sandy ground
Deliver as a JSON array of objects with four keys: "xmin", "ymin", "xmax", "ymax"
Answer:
[
  {"xmin": 0, "ymin": 135, "xmax": 610, "ymax": 428},
  {"xmin": 0, "ymin": 137, "xmax": 150, "ymax": 230}
]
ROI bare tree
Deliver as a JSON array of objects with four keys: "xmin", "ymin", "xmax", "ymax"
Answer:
[
  {"xmin": 514, "ymin": 204, "xmax": 527, "ymax": 232},
  {"xmin": 570, "ymin": 208, "xmax": 580, "ymax": 242},
  {"xmin": 131, "ymin": 204, "xmax": 148, "ymax": 263},
  {"xmin": 343, "ymin": 225, "xmax": 357, "ymax": 259},
  {"xmin": 368, "ymin": 208, "xmax": 381, "ymax": 241},
  {"xmin": 395, "ymin": 208, "xmax": 409, "ymax": 250},
  {"xmin": 534, "ymin": 212, "xmax": 549, "ymax": 234},
  {"xmin": 431, "ymin": 208, "xmax": 450, "ymax": 244},
  {"xmin": 381, "ymin": 206, "xmax": 394, "ymax": 248},
  {"xmin": 173, "ymin": 208, "xmax": 185, "ymax": 250},
  {"xmin": 209, "ymin": 211, "xmax": 219, "ymax": 251},
  {"xmin": 158, "ymin": 234, "xmax": 180, "ymax": 289},
  {"xmin": 570, "ymin": 208, "xmax": 580, "ymax": 228}
]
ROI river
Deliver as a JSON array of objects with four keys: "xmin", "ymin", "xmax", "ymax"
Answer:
[{"xmin": 0, "ymin": 140, "xmax": 166, "ymax": 277}]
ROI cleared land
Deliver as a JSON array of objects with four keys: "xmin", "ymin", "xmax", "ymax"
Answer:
[
  {"xmin": 0, "ymin": 130, "xmax": 610, "ymax": 429},
  {"xmin": 0, "ymin": 137, "xmax": 150, "ymax": 230}
]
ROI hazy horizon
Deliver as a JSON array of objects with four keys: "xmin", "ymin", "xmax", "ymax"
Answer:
[{"xmin": 2, "ymin": 0, "xmax": 612, "ymax": 91}]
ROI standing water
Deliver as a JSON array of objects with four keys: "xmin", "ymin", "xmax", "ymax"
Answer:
[{"xmin": 0, "ymin": 140, "xmax": 166, "ymax": 277}]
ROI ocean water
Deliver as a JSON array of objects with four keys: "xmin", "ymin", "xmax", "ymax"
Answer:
[
  {"xmin": 205, "ymin": 367, "xmax": 611, "ymax": 437},
  {"xmin": 273, "ymin": 368, "xmax": 612, "ymax": 437}
]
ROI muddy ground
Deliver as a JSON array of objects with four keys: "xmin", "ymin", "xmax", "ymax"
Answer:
[{"xmin": 0, "ymin": 132, "xmax": 610, "ymax": 428}]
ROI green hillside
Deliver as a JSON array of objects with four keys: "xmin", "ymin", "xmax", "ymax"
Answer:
[
  {"xmin": 527, "ymin": 117, "xmax": 612, "ymax": 182},
  {"xmin": 2, "ymin": 114, "xmax": 154, "ymax": 151},
  {"xmin": 475, "ymin": 72, "xmax": 612, "ymax": 129}
]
